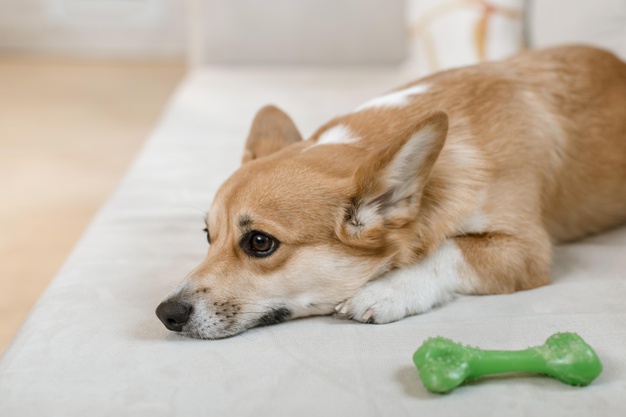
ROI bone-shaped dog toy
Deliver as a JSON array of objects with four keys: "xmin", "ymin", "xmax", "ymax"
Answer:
[{"xmin": 413, "ymin": 332, "xmax": 602, "ymax": 393}]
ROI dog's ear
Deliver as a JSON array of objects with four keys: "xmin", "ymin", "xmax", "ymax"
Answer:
[
  {"xmin": 242, "ymin": 105, "xmax": 303, "ymax": 163},
  {"xmin": 337, "ymin": 111, "xmax": 448, "ymax": 249}
]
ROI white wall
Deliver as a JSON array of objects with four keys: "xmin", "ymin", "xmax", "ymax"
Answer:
[
  {"xmin": 197, "ymin": 0, "xmax": 406, "ymax": 65},
  {"xmin": 0, "ymin": 0, "xmax": 407, "ymax": 65},
  {"xmin": 0, "ymin": 0, "xmax": 187, "ymax": 60}
]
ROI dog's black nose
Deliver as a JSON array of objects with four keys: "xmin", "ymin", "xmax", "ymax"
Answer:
[{"xmin": 156, "ymin": 300, "xmax": 192, "ymax": 332}]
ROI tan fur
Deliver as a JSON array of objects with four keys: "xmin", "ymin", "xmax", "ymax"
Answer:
[
  {"xmin": 159, "ymin": 46, "xmax": 626, "ymax": 338},
  {"xmin": 241, "ymin": 104, "xmax": 303, "ymax": 163}
]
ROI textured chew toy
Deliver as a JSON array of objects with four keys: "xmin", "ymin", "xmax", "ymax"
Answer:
[{"xmin": 413, "ymin": 332, "xmax": 602, "ymax": 393}]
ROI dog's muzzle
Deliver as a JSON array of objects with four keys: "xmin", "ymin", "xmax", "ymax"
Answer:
[{"xmin": 155, "ymin": 299, "xmax": 192, "ymax": 332}]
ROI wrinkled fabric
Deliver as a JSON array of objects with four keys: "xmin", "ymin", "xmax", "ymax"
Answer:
[{"xmin": 1, "ymin": 68, "xmax": 625, "ymax": 417}]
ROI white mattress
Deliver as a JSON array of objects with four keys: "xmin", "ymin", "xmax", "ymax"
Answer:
[{"xmin": 1, "ymin": 68, "xmax": 625, "ymax": 416}]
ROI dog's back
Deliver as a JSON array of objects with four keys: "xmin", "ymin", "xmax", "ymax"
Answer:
[
  {"xmin": 310, "ymin": 45, "xmax": 626, "ymax": 244},
  {"xmin": 509, "ymin": 47, "xmax": 626, "ymax": 241}
]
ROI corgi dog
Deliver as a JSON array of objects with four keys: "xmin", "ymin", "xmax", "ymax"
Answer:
[{"xmin": 156, "ymin": 45, "xmax": 626, "ymax": 339}]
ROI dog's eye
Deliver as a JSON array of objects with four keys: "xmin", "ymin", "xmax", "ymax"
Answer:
[
  {"xmin": 203, "ymin": 227, "xmax": 211, "ymax": 244},
  {"xmin": 241, "ymin": 231, "xmax": 279, "ymax": 258},
  {"xmin": 251, "ymin": 234, "xmax": 272, "ymax": 251}
]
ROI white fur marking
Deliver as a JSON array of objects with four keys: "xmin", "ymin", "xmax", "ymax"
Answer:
[
  {"xmin": 307, "ymin": 125, "xmax": 359, "ymax": 150},
  {"xmin": 459, "ymin": 209, "xmax": 490, "ymax": 234},
  {"xmin": 388, "ymin": 126, "xmax": 437, "ymax": 184},
  {"xmin": 338, "ymin": 239, "xmax": 476, "ymax": 323},
  {"xmin": 458, "ymin": 189, "xmax": 490, "ymax": 234},
  {"xmin": 356, "ymin": 84, "xmax": 430, "ymax": 111}
]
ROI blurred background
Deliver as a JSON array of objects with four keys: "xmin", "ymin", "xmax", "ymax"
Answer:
[{"xmin": 0, "ymin": 0, "xmax": 624, "ymax": 353}]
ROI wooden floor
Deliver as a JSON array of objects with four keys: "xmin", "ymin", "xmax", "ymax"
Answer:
[{"xmin": 0, "ymin": 57, "xmax": 185, "ymax": 353}]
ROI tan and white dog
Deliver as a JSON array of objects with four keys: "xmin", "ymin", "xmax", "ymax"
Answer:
[{"xmin": 156, "ymin": 46, "xmax": 626, "ymax": 339}]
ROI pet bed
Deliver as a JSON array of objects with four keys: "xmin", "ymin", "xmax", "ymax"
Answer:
[{"xmin": 1, "ymin": 68, "xmax": 625, "ymax": 416}]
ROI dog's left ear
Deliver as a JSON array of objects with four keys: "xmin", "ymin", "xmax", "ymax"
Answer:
[
  {"xmin": 242, "ymin": 105, "xmax": 303, "ymax": 164},
  {"xmin": 337, "ymin": 111, "xmax": 448, "ymax": 249}
]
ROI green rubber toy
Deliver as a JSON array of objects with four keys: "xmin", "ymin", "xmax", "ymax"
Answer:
[{"xmin": 413, "ymin": 332, "xmax": 602, "ymax": 394}]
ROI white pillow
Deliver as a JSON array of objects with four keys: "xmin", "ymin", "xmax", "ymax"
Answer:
[{"xmin": 406, "ymin": 0, "xmax": 525, "ymax": 76}]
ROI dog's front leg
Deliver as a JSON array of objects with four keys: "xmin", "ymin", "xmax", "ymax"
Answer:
[
  {"xmin": 336, "ymin": 233, "xmax": 551, "ymax": 324},
  {"xmin": 336, "ymin": 239, "xmax": 469, "ymax": 323}
]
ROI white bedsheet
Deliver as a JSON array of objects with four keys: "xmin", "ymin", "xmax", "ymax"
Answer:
[{"xmin": 1, "ymin": 68, "xmax": 625, "ymax": 417}]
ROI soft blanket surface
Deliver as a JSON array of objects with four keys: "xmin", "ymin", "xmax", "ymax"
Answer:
[{"xmin": 1, "ymin": 68, "xmax": 625, "ymax": 417}]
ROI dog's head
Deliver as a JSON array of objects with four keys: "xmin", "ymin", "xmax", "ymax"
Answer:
[{"xmin": 156, "ymin": 105, "xmax": 448, "ymax": 339}]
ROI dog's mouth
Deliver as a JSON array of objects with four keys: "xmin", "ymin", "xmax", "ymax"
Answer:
[
  {"xmin": 181, "ymin": 327, "xmax": 243, "ymax": 340},
  {"xmin": 256, "ymin": 307, "xmax": 292, "ymax": 327},
  {"xmin": 166, "ymin": 305, "xmax": 294, "ymax": 340}
]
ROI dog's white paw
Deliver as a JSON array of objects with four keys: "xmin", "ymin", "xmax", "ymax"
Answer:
[
  {"xmin": 335, "ymin": 252, "xmax": 462, "ymax": 324},
  {"xmin": 335, "ymin": 279, "xmax": 409, "ymax": 324}
]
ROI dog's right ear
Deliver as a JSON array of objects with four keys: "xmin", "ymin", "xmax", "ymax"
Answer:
[
  {"xmin": 242, "ymin": 105, "xmax": 303, "ymax": 164},
  {"xmin": 336, "ymin": 111, "xmax": 449, "ymax": 251}
]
